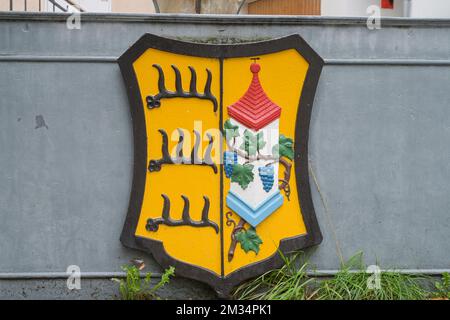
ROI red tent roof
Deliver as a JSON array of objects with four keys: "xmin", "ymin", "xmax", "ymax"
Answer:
[{"xmin": 227, "ymin": 63, "xmax": 281, "ymax": 131}]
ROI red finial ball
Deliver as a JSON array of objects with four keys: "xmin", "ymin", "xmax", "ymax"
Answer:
[{"xmin": 250, "ymin": 63, "xmax": 261, "ymax": 74}]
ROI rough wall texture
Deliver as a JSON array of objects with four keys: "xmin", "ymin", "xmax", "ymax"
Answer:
[{"xmin": 0, "ymin": 13, "xmax": 449, "ymax": 299}]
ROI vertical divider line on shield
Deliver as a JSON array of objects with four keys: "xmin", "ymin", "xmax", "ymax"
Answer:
[{"xmin": 219, "ymin": 58, "xmax": 225, "ymax": 278}]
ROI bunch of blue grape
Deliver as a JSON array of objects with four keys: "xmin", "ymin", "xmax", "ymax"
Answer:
[
  {"xmin": 259, "ymin": 165, "xmax": 274, "ymax": 192},
  {"xmin": 224, "ymin": 151, "xmax": 237, "ymax": 178}
]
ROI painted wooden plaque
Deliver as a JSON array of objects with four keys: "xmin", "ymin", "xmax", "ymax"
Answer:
[{"xmin": 119, "ymin": 34, "xmax": 323, "ymax": 296}]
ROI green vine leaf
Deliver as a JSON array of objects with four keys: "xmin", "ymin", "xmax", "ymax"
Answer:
[
  {"xmin": 224, "ymin": 119, "xmax": 240, "ymax": 140},
  {"xmin": 240, "ymin": 130, "xmax": 266, "ymax": 156},
  {"xmin": 231, "ymin": 163, "xmax": 254, "ymax": 190},
  {"xmin": 236, "ymin": 227, "xmax": 263, "ymax": 254},
  {"xmin": 273, "ymin": 134, "xmax": 294, "ymax": 160}
]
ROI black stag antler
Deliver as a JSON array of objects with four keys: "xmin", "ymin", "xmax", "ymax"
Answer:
[
  {"xmin": 146, "ymin": 64, "xmax": 218, "ymax": 112},
  {"xmin": 148, "ymin": 129, "xmax": 218, "ymax": 173},
  {"xmin": 146, "ymin": 194, "xmax": 219, "ymax": 234}
]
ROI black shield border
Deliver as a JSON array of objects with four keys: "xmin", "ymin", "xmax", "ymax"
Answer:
[{"xmin": 118, "ymin": 34, "xmax": 323, "ymax": 297}]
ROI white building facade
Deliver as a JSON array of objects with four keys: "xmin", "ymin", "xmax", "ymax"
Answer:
[{"xmin": 322, "ymin": 0, "xmax": 450, "ymax": 18}]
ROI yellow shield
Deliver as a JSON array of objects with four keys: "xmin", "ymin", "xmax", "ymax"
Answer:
[{"xmin": 119, "ymin": 34, "xmax": 323, "ymax": 296}]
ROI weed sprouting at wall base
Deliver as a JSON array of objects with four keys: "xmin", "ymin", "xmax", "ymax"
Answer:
[{"xmin": 112, "ymin": 265, "xmax": 175, "ymax": 300}]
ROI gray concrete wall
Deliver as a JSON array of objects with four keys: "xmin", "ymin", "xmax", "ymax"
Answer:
[{"xmin": 0, "ymin": 13, "xmax": 449, "ymax": 299}]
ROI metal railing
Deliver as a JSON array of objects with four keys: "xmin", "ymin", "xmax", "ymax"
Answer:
[{"xmin": 8, "ymin": 0, "xmax": 85, "ymax": 13}]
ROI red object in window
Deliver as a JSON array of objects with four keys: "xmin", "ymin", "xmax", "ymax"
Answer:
[{"xmin": 381, "ymin": 0, "xmax": 394, "ymax": 9}]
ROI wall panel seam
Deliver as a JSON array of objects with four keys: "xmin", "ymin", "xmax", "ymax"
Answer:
[
  {"xmin": 1, "ymin": 56, "xmax": 450, "ymax": 66},
  {"xmin": 1, "ymin": 269, "xmax": 449, "ymax": 279},
  {"xmin": 1, "ymin": 13, "xmax": 450, "ymax": 27}
]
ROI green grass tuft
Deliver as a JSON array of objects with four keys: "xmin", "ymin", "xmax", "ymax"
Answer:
[
  {"xmin": 233, "ymin": 251, "xmax": 431, "ymax": 300},
  {"xmin": 233, "ymin": 252, "xmax": 317, "ymax": 300},
  {"xmin": 112, "ymin": 265, "xmax": 175, "ymax": 300},
  {"xmin": 314, "ymin": 252, "xmax": 428, "ymax": 300},
  {"xmin": 433, "ymin": 272, "xmax": 450, "ymax": 300}
]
